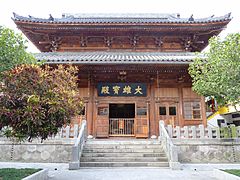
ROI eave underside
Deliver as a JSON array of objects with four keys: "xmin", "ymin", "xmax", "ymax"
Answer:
[
  {"xmin": 35, "ymin": 51, "xmax": 195, "ymax": 87},
  {"xmin": 77, "ymin": 64, "xmax": 192, "ymax": 87},
  {"xmin": 15, "ymin": 21, "xmax": 230, "ymax": 52}
]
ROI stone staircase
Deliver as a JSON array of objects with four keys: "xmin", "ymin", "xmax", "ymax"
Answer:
[{"xmin": 80, "ymin": 139, "xmax": 169, "ymax": 167}]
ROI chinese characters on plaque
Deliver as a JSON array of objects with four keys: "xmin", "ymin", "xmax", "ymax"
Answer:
[{"xmin": 97, "ymin": 83, "xmax": 147, "ymax": 97}]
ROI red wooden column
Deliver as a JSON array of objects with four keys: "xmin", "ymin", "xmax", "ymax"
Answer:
[
  {"xmin": 178, "ymin": 87, "xmax": 184, "ymax": 127},
  {"xmin": 149, "ymin": 82, "xmax": 156, "ymax": 136},
  {"xmin": 86, "ymin": 78, "xmax": 94, "ymax": 135},
  {"xmin": 201, "ymin": 96, "xmax": 207, "ymax": 127},
  {"xmin": 92, "ymin": 84, "xmax": 97, "ymax": 137}
]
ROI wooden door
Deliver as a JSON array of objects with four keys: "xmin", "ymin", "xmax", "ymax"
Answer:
[
  {"xmin": 96, "ymin": 103, "xmax": 109, "ymax": 137},
  {"xmin": 157, "ymin": 102, "xmax": 178, "ymax": 126},
  {"xmin": 135, "ymin": 103, "xmax": 149, "ymax": 138}
]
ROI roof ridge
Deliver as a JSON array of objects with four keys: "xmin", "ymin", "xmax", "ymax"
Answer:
[{"xmin": 62, "ymin": 13, "xmax": 179, "ymax": 19}]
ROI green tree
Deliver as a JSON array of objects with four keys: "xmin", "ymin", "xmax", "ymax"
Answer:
[
  {"xmin": 0, "ymin": 64, "xmax": 83, "ymax": 141},
  {"xmin": 189, "ymin": 33, "xmax": 240, "ymax": 107},
  {"xmin": 0, "ymin": 26, "xmax": 36, "ymax": 74}
]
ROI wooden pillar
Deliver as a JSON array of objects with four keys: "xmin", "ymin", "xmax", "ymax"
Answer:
[
  {"xmin": 86, "ymin": 77, "xmax": 94, "ymax": 135},
  {"xmin": 178, "ymin": 87, "xmax": 184, "ymax": 127},
  {"xmin": 92, "ymin": 85, "xmax": 97, "ymax": 137},
  {"xmin": 149, "ymin": 82, "xmax": 156, "ymax": 136},
  {"xmin": 201, "ymin": 96, "xmax": 207, "ymax": 127}
]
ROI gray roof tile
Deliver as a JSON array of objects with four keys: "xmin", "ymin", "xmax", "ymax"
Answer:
[
  {"xmin": 34, "ymin": 51, "xmax": 201, "ymax": 64},
  {"xmin": 13, "ymin": 13, "xmax": 231, "ymax": 24}
]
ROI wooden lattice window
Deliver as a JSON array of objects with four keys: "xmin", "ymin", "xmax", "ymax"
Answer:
[
  {"xmin": 169, "ymin": 106, "xmax": 176, "ymax": 116},
  {"xmin": 159, "ymin": 106, "xmax": 167, "ymax": 115},
  {"xmin": 137, "ymin": 106, "xmax": 147, "ymax": 116},
  {"xmin": 184, "ymin": 101, "xmax": 201, "ymax": 120}
]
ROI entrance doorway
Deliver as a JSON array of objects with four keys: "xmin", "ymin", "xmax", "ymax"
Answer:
[{"xmin": 109, "ymin": 103, "xmax": 135, "ymax": 136}]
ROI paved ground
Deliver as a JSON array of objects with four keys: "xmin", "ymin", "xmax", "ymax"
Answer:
[
  {"xmin": 1, "ymin": 162, "xmax": 240, "ymax": 180},
  {"xmin": 48, "ymin": 168, "xmax": 217, "ymax": 180}
]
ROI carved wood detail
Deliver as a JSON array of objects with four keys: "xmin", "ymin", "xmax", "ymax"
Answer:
[
  {"xmin": 130, "ymin": 36, "xmax": 139, "ymax": 48},
  {"xmin": 154, "ymin": 37, "xmax": 163, "ymax": 48},
  {"xmin": 180, "ymin": 35, "xmax": 205, "ymax": 51},
  {"xmin": 80, "ymin": 36, "xmax": 88, "ymax": 47},
  {"xmin": 39, "ymin": 35, "xmax": 62, "ymax": 52},
  {"xmin": 104, "ymin": 36, "xmax": 113, "ymax": 47}
]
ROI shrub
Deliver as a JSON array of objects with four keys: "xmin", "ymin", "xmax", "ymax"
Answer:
[{"xmin": 0, "ymin": 64, "xmax": 83, "ymax": 141}]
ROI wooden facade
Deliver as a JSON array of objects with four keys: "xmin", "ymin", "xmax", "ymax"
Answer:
[{"xmin": 13, "ymin": 13, "xmax": 231, "ymax": 138}]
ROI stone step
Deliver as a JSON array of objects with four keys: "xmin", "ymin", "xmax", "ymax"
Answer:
[
  {"xmin": 84, "ymin": 144, "xmax": 162, "ymax": 149},
  {"xmin": 86, "ymin": 140, "xmax": 160, "ymax": 145},
  {"xmin": 83, "ymin": 148, "xmax": 163, "ymax": 153},
  {"xmin": 80, "ymin": 162, "xmax": 169, "ymax": 167},
  {"xmin": 82, "ymin": 152, "xmax": 166, "ymax": 157},
  {"xmin": 81, "ymin": 156, "xmax": 168, "ymax": 162},
  {"xmin": 80, "ymin": 140, "xmax": 168, "ymax": 168}
]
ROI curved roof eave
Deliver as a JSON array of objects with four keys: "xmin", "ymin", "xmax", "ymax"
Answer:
[
  {"xmin": 12, "ymin": 12, "xmax": 232, "ymax": 25},
  {"xmin": 34, "ymin": 51, "xmax": 205, "ymax": 65}
]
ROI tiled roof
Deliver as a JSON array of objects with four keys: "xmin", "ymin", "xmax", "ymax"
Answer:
[
  {"xmin": 13, "ymin": 13, "xmax": 231, "ymax": 24},
  {"xmin": 35, "ymin": 52, "xmax": 201, "ymax": 64}
]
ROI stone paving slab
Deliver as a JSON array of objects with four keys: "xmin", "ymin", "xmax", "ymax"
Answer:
[
  {"xmin": 48, "ymin": 168, "xmax": 217, "ymax": 180},
  {"xmin": 1, "ymin": 162, "xmax": 240, "ymax": 180},
  {"xmin": 182, "ymin": 163, "xmax": 240, "ymax": 171}
]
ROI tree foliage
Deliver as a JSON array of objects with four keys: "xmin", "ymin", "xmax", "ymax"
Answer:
[
  {"xmin": 189, "ymin": 33, "xmax": 240, "ymax": 107},
  {"xmin": 0, "ymin": 64, "xmax": 83, "ymax": 141},
  {"xmin": 0, "ymin": 26, "xmax": 36, "ymax": 74}
]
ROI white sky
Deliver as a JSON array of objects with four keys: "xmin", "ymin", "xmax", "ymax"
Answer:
[{"xmin": 1, "ymin": 0, "xmax": 240, "ymax": 53}]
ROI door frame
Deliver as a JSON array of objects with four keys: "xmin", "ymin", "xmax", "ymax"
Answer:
[
  {"xmin": 108, "ymin": 103, "xmax": 136, "ymax": 137},
  {"xmin": 156, "ymin": 100, "xmax": 179, "ymax": 126}
]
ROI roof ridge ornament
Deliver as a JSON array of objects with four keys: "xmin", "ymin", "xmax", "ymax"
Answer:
[
  {"xmin": 188, "ymin": 14, "xmax": 194, "ymax": 21},
  {"xmin": 227, "ymin": 12, "xmax": 231, "ymax": 18},
  {"xmin": 49, "ymin": 14, "xmax": 54, "ymax": 21},
  {"xmin": 12, "ymin": 12, "xmax": 19, "ymax": 19}
]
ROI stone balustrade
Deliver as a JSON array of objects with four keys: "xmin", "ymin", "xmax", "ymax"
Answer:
[
  {"xmin": 55, "ymin": 124, "xmax": 80, "ymax": 139},
  {"xmin": 166, "ymin": 124, "xmax": 240, "ymax": 139},
  {"xmin": 161, "ymin": 123, "xmax": 240, "ymax": 163},
  {"xmin": 0, "ymin": 124, "xmax": 81, "ymax": 163}
]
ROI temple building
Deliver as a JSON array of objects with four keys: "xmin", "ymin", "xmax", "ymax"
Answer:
[{"xmin": 13, "ymin": 13, "xmax": 231, "ymax": 138}]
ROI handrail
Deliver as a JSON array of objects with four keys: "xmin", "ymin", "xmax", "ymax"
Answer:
[
  {"xmin": 74, "ymin": 120, "xmax": 87, "ymax": 146},
  {"xmin": 69, "ymin": 120, "xmax": 87, "ymax": 170},
  {"xmin": 159, "ymin": 120, "xmax": 180, "ymax": 170}
]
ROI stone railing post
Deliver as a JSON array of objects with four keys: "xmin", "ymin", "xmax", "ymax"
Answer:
[
  {"xmin": 216, "ymin": 128, "xmax": 220, "ymax": 138},
  {"xmin": 176, "ymin": 126, "xmax": 180, "ymax": 139},
  {"xmin": 191, "ymin": 126, "xmax": 196, "ymax": 138},
  {"xmin": 65, "ymin": 125, "xmax": 70, "ymax": 138},
  {"xmin": 237, "ymin": 127, "xmax": 240, "ymax": 138},
  {"xmin": 207, "ymin": 126, "xmax": 213, "ymax": 138},
  {"xmin": 199, "ymin": 124, "xmax": 204, "ymax": 138},
  {"xmin": 73, "ymin": 124, "xmax": 79, "ymax": 138},
  {"xmin": 183, "ymin": 126, "xmax": 189, "ymax": 138}
]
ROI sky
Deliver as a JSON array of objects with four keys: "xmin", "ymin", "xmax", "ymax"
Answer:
[{"xmin": 1, "ymin": 0, "xmax": 240, "ymax": 53}]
